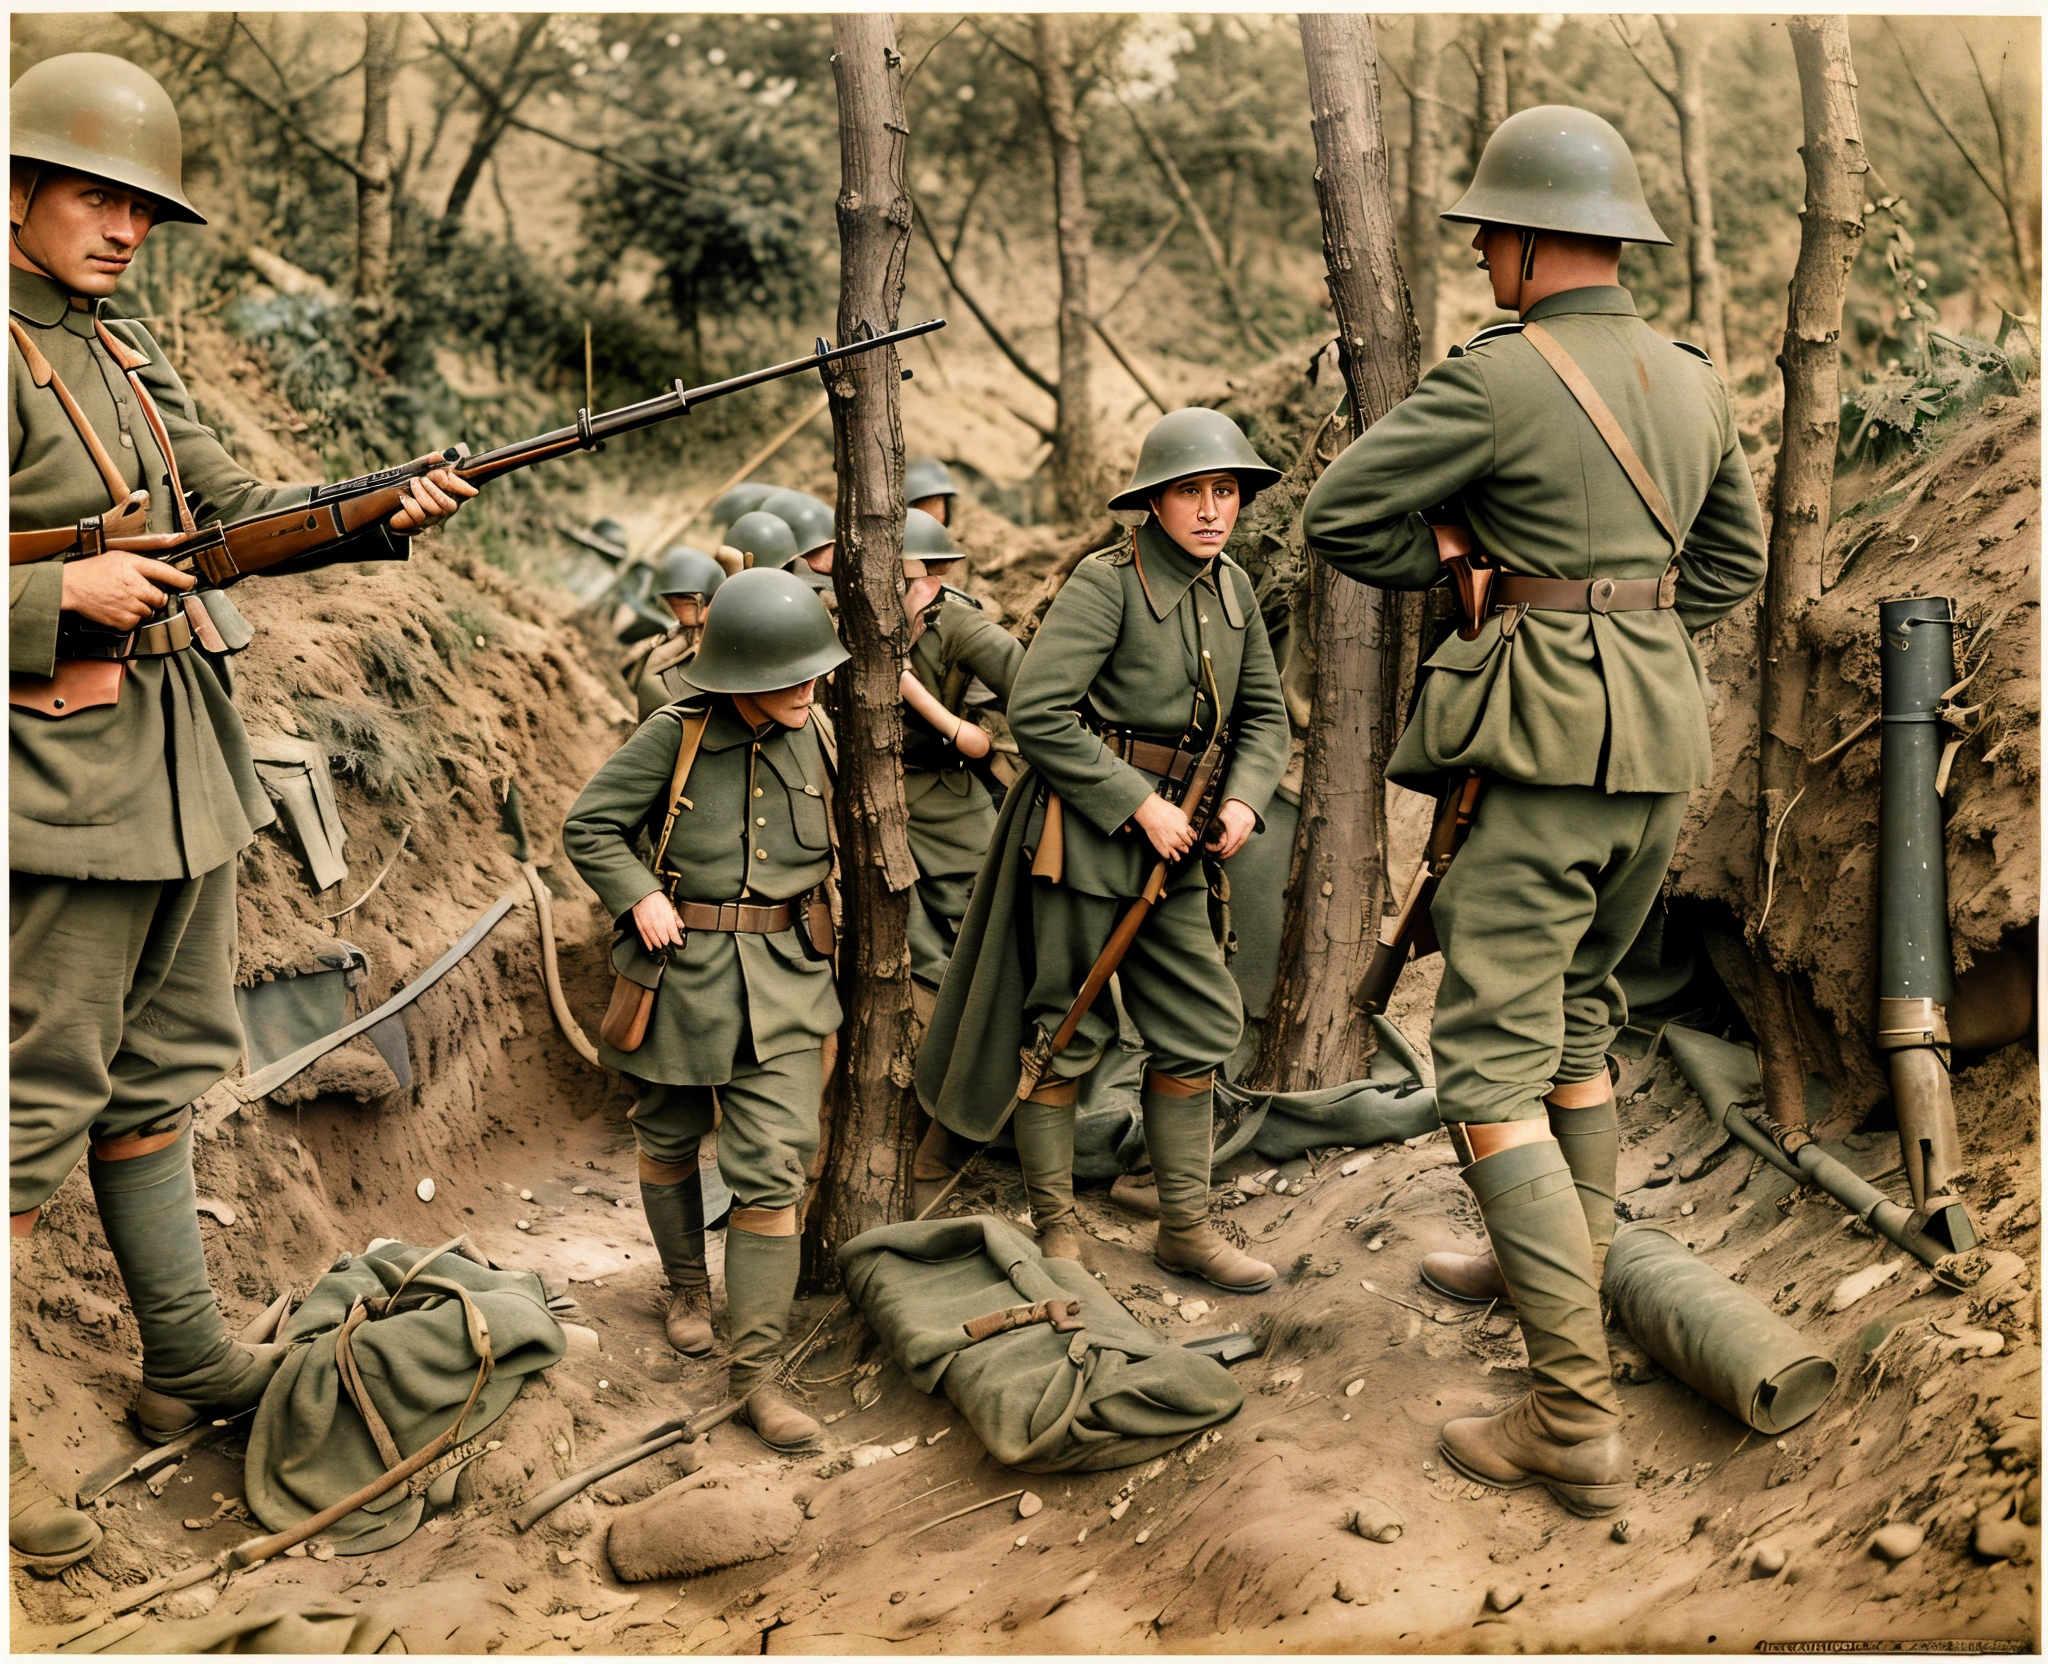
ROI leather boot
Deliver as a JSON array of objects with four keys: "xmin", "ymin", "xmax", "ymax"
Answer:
[
  {"xmin": 1416, "ymin": 1094, "xmax": 1621, "ymax": 1304},
  {"xmin": 725, "ymin": 1212, "xmax": 820, "ymax": 1452},
  {"xmin": 914, "ymin": 1118, "xmax": 972, "ymax": 1183},
  {"xmin": 1437, "ymin": 1139, "xmax": 1629, "ymax": 1517},
  {"xmin": 1144, "ymin": 1079, "xmax": 1274, "ymax": 1292},
  {"xmin": 640, "ymin": 1149, "xmax": 715, "ymax": 1357},
  {"xmin": 9, "ymin": 1424, "xmax": 98, "ymax": 1573},
  {"xmin": 1013, "ymin": 1089, "xmax": 1082, "ymax": 1258},
  {"xmin": 90, "ymin": 1127, "xmax": 281, "ymax": 1443}
]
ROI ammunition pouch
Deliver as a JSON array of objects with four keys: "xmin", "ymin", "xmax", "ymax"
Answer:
[{"xmin": 900, "ymin": 710, "xmax": 967, "ymax": 776}]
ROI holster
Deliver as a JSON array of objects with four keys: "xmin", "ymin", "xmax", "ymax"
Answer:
[
  {"xmin": 799, "ymin": 884, "xmax": 836, "ymax": 962},
  {"xmin": 9, "ymin": 657, "xmax": 127, "ymax": 719},
  {"xmin": 601, "ymin": 936, "xmax": 670, "ymax": 1054}
]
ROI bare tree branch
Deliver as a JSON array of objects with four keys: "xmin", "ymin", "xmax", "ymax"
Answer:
[
  {"xmin": 1881, "ymin": 19, "xmax": 2008, "ymax": 211},
  {"xmin": 1610, "ymin": 15, "xmax": 1678, "ymax": 107},
  {"xmin": 910, "ymin": 198, "xmax": 1058, "ymax": 398},
  {"xmin": 1099, "ymin": 206, "xmax": 1183, "ymax": 319},
  {"xmin": 1089, "ymin": 315, "xmax": 1167, "ymax": 412}
]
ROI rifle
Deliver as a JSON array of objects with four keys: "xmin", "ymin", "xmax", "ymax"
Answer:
[
  {"xmin": 1351, "ymin": 518, "xmax": 1494, "ymax": 1017},
  {"xmin": 8, "ymin": 319, "xmax": 946, "ymax": 588}
]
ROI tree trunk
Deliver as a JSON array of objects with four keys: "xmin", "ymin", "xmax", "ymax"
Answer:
[
  {"xmin": 1405, "ymin": 16, "xmax": 1442, "ymax": 361},
  {"xmin": 354, "ymin": 14, "xmax": 400, "ymax": 302},
  {"xmin": 1753, "ymin": 15, "xmax": 1867, "ymax": 1132},
  {"xmin": 1254, "ymin": 14, "xmax": 1421, "ymax": 1094},
  {"xmin": 441, "ymin": 15, "xmax": 551, "ymax": 230},
  {"xmin": 1470, "ymin": 17, "xmax": 1510, "ymax": 168},
  {"xmin": 1658, "ymin": 17, "xmax": 1730, "ymax": 370},
  {"xmin": 803, "ymin": 13, "xmax": 922, "ymax": 1289},
  {"xmin": 1030, "ymin": 15, "xmax": 1098, "ymax": 525}
]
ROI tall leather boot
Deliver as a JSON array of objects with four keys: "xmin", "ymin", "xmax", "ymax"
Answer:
[
  {"xmin": 1013, "ymin": 1078, "xmax": 1086, "ymax": 1262},
  {"xmin": 639, "ymin": 1148, "xmax": 714, "ymax": 1357},
  {"xmin": 1143, "ymin": 1073, "xmax": 1274, "ymax": 1294},
  {"xmin": 10, "ymin": 1420, "xmax": 99, "ymax": 1572},
  {"xmin": 1421, "ymin": 1092, "xmax": 1620, "ymax": 1303},
  {"xmin": 725, "ymin": 1209, "xmax": 820, "ymax": 1452},
  {"xmin": 89, "ymin": 1126, "xmax": 278, "ymax": 1443},
  {"xmin": 1437, "ymin": 1138, "xmax": 1630, "ymax": 1516}
]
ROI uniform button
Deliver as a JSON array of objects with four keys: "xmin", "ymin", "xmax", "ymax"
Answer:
[
  {"xmin": 753, "ymin": 787, "xmax": 764, "ymax": 798},
  {"xmin": 755, "ymin": 849, "xmax": 767, "ymax": 860},
  {"xmin": 756, "ymin": 817, "xmax": 767, "ymax": 827}
]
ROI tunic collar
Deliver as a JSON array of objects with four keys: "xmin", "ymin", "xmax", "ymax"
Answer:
[
  {"xmin": 8, "ymin": 266, "xmax": 71, "ymax": 328},
  {"xmin": 1522, "ymin": 285, "xmax": 1641, "ymax": 322},
  {"xmin": 699, "ymin": 694, "xmax": 782, "ymax": 754},
  {"xmin": 1133, "ymin": 520, "xmax": 1220, "ymax": 622}
]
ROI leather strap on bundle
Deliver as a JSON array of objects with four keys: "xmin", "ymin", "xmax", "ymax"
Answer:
[{"xmin": 961, "ymin": 1297, "xmax": 1083, "ymax": 1343}]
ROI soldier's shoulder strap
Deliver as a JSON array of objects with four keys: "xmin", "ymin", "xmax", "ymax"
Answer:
[
  {"xmin": 1213, "ymin": 554, "xmax": 1252, "ymax": 630},
  {"xmin": 1448, "ymin": 321, "xmax": 1525, "ymax": 359},
  {"xmin": 1671, "ymin": 339, "xmax": 1715, "ymax": 366},
  {"xmin": 7, "ymin": 317, "xmax": 132, "ymax": 509},
  {"xmin": 939, "ymin": 582, "xmax": 984, "ymax": 611},
  {"xmin": 619, "ymin": 633, "xmax": 660, "ymax": 673},
  {"xmin": 1522, "ymin": 321, "xmax": 1683, "ymax": 557},
  {"xmin": 1093, "ymin": 539, "xmax": 1135, "ymax": 568},
  {"xmin": 649, "ymin": 705, "xmax": 711, "ymax": 872}
]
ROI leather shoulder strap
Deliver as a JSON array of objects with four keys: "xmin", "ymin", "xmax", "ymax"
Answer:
[
  {"xmin": 1521, "ymin": 321, "xmax": 1683, "ymax": 556},
  {"xmin": 96, "ymin": 319, "xmax": 196, "ymax": 534},
  {"xmin": 650, "ymin": 710, "xmax": 710, "ymax": 873},
  {"xmin": 9, "ymin": 317, "xmax": 132, "ymax": 509}
]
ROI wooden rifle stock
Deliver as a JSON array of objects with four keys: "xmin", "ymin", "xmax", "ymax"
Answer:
[{"xmin": 1353, "ymin": 773, "xmax": 1485, "ymax": 1018}]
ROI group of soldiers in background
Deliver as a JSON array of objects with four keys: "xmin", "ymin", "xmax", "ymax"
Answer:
[{"xmin": 12, "ymin": 40, "xmax": 1767, "ymax": 1568}]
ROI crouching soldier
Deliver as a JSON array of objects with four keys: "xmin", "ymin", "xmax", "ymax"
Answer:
[
  {"xmin": 564, "ymin": 569, "xmax": 846, "ymax": 1452},
  {"xmin": 896, "ymin": 507, "xmax": 1023, "ymax": 1002},
  {"xmin": 8, "ymin": 54, "xmax": 472, "ymax": 1568},
  {"xmin": 620, "ymin": 545, "xmax": 725, "ymax": 720},
  {"xmin": 1302, "ymin": 106, "xmax": 1767, "ymax": 1516},
  {"xmin": 916, "ymin": 410, "xmax": 1290, "ymax": 1292}
]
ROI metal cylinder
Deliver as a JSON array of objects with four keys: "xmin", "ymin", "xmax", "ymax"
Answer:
[{"xmin": 1605, "ymin": 1226, "xmax": 1837, "ymax": 1434}]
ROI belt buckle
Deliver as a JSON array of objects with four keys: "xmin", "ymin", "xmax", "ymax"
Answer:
[{"xmin": 1588, "ymin": 578, "xmax": 1618, "ymax": 615}]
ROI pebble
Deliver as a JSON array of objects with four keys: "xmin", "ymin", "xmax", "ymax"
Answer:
[
  {"xmin": 1679, "ymin": 1202, "xmax": 1695, "ymax": 1217},
  {"xmin": 1135, "ymin": 1528, "xmax": 1150, "ymax": 1544},
  {"xmin": 1610, "ymin": 1518, "xmax": 1633, "ymax": 1544},
  {"xmin": 1345, "ymin": 1378, "xmax": 1365, "ymax": 1398},
  {"xmin": 555, "ymin": 1549, "xmax": 577, "ymax": 1565},
  {"xmin": 416, "ymin": 1178, "xmax": 436, "ymax": 1203},
  {"xmin": 598, "ymin": 1380, "xmax": 610, "ymax": 1391},
  {"xmin": 572, "ymin": 1185, "xmax": 589, "ymax": 1196},
  {"xmin": 1365, "ymin": 1235, "xmax": 1385, "ymax": 1253},
  {"xmin": 517, "ymin": 1220, "xmax": 532, "ymax": 1232},
  {"xmin": 519, "ymin": 1189, "xmax": 534, "ymax": 1201},
  {"xmin": 1179, "ymin": 1301, "xmax": 1211, "ymax": 1323},
  {"xmin": 1017, "ymin": 1492, "xmax": 1042, "ymax": 1519},
  {"xmin": 1974, "ymin": 1510, "xmax": 2029, "ymax": 1562},
  {"xmin": 1273, "ymin": 1179, "xmax": 1289, "ymax": 1194},
  {"xmin": 1110, "ymin": 1499, "xmax": 1130, "ymax": 1521},
  {"xmin": 1075, "ymin": 1528, "xmax": 1088, "ymax": 1545},
  {"xmin": 889, "ymin": 1591, "xmax": 906, "ymax": 1605},
  {"xmin": 1870, "ymin": 1523, "xmax": 1925, "ymax": 1562},
  {"xmin": 1333, "ymin": 1579, "xmax": 1361, "ymax": 1604},
  {"xmin": 1349, "ymin": 1500, "xmax": 1403, "ymax": 1543},
  {"xmin": 1752, "ymin": 1544, "xmax": 1786, "ymax": 1577},
  {"xmin": 1161, "ymin": 1291, "xmax": 1182, "ymax": 1308},
  {"xmin": 889, "ymin": 1438, "xmax": 917, "ymax": 1456},
  {"xmin": 1485, "ymin": 1584, "xmax": 1523, "ymax": 1613}
]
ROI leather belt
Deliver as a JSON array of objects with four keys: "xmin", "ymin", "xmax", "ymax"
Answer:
[
  {"xmin": 1091, "ymin": 729, "xmax": 1205, "ymax": 787},
  {"xmin": 60, "ymin": 610, "xmax": 195, "ymax": 660},
  {"xmin": 1494, "ymin": 568, "xmax": 1678, "ymax": 614},
  {"xmin": 667, "ymin": 897, "xmax": 793, "ymax": 933}
]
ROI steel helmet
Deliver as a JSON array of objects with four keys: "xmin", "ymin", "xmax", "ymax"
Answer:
[
  {"xmin": 709, "ymin": 481, "xmax": 774, "ymax": 529},
  {"xmin": 902, "ymin": 506, "xmax": 960, "ymax": 567},
  {"xmin": 1109, "ymin": 407, "xmax": 1281, "ymax": 513},
  {"xmin": 757, "ymin": 488, "xmax": 835, "ymax": 558},
  {"xmin": 11, "ymin": 53, "xmax": 206, "ymax": 226},
  {"xmin": 1441, "ymin": 106, "xmax": 1671, "ymax": 245},
  {"xmin": 564, "ymin": 516, "xmax": 629, "ymax": 560},
  {"xmin": 685, "ymin": 567, "xmax": 848, "ymax": 694},
  {"xmin": 724, "ymin": 510, "xmax": 800, "ymax": 571},
  {"xmin": 653, "ymin": 545, "xmax": 725, "ymax": 600},
  {"xmin": 905, "ymin": 456, "xmax": 959, "ymax": 504}
]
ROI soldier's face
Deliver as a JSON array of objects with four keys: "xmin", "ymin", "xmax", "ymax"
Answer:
[
  {"xmin": 803, "ymin": 544, "xmax": 835, "ymax": 577},
  {"xmin": 737, "ymin": 680, "xmax": 817, "ymax": 729},
  {"xmin": 1150, "ymin": 473, "xmax": 1240, "ymax": 561},
  {"xmin": 10, "ymin": 168, "xmax": 157, "ymax": 297},
  {"xmin": 910, "ymin": 494, "xmax": 951, "ymax": 526},
  {"xmin": 665, "ymin": 596, "xmax": 706, "ymax": 627},
  {"xmin": 1473, "ymin": 224, "xmax": 1523, "ymax": 311}
]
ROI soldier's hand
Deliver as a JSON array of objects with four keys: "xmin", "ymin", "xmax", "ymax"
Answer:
[
  {"xmin": 59, "ymin": 551, "xmax": 196, "ymax": 629},
  {"xmin": 631, "ymin": 891, "xmax": 685, "ymax": 953},
  {"xmin": 1204, "ymin": 799, "xmax": 1258, "ymax": 860},
  {"xmin": 387, "ymin": 464, "xmax": 479, "ymax": 535},
  {"xmin": 1133, "ymin": 793, "xmax": 1196, "ymax": 862}
]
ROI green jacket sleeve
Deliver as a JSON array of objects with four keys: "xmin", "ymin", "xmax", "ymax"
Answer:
[
  {"xmin": 1302, "ymin": 355, "xmax": 1497, "ymax": 590},
  {"xmin": 563, "ymin": 711, "xmax": 682, "ymax": 921},
  {"xmin": 8, "ymin": 559, "xmax": 63, "ymax": 679},
  {"xmin": 1672, "ymin": 382, "xmax": 1768, "ymax": 632},
  {"xmin": 1218, "ymin": 566, "xmax": 1290, "ymax": 824},
  {"xmin": 941, "ymin": 604, "xmax": 1026, "ymax": 706},
  {"xmin": 1008, "ymin": 559, "xmax": 1155, "ymax": 835}
]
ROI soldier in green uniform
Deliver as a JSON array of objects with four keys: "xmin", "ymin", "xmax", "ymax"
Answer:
[
  {"xmin": 620, "ymin": 545, "xmax": 724, "ymax": 721},
  {"xmin": 905, "ymin": 455, "xmax": 959, "ymax": 527},
  {"xmin": 896, "ymin": 507, "xmax": 1023, "ymax": 1002},
  {"xmin": 721, "ymin": 508, "xmax": 801, "ymax": 575},
  {"xmin": 1302, "ymin": 106, "xmax": 1767, "ymax": 1516},
  {"xmin": 7, "ymin": 54, "xmax": 473, "ymax": 1567},
  {"xmin": 917, "ymin": 410, "xmax": 1290, "ymax": 1291},
  {"xmin": 758, "ymin": 487, "xmax": 835, "ymax": 580},
  {"xmin": 563, "ymin": 568, "xmax": 846, "ymax": 1452}
]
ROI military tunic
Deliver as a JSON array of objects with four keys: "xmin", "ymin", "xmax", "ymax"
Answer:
[
  {"xmin": 562, "ymin": 698, "xmax": 839, "ymax": 1209},
  {"xmin": 916, "ymin": 522, "xmax": 1291, "ymax": 1138},
  {"xmin": 7, "ymin": 267, "xmax": 404, "ymax": 1212},
  {"xmin": 902, "ymin": 596, "xmax": 1024, "ymax": 989},
  {"xmin": 622, "ymin": 626, "xmax": 701, "ymax": 722},
  {"xmin": 1302, "ymin": 286, "xmax": 1766, "ymax": 1123}
]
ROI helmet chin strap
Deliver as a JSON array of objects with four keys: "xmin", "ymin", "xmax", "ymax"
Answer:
[
  {"xmin": 1514, "ymin": 229, "xmax": 1539, "ymax": 312},
  {"xmin": 9, "ymin": 164, "xmax": 58, "ymax": 283}
]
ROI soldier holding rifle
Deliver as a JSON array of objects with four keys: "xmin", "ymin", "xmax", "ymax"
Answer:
[{"xmin": 1303, "ymin": 107, "xmax": 1766, "ymax": 1516}]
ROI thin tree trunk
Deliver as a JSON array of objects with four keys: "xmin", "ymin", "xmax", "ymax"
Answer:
[
  {"xmin": 804, "ymin": 12, "xmax": 921, "ymax": 1287},
  {"xmin": 1657, "ymin": 17, "xmax": 1730, "ymax": 369},
  {"xmin": 1753, "ymin": 15, "xmax": 1867, "ymax": 1132},
  {"xmin": 1254, "ymin": 14, "xmax": 1420, "ymax": 1093},
  {"xmin": 354, "ymin": 14, "xmax": 400, "ymax": 303},
  {"xmin": 1031, "ymin": 15, "xmax": 1097, "ymax": 525},
  {"xmin": 1405, "ymin": 16, "xmax": 1442, "ymax": 362},
  {"xmin": 1470, "ymin": 17, "xmax": 1510, "ymax": 168},
  {"xmin": 441, "ymin": 15, "xmax": 551, "ymax": 230}
]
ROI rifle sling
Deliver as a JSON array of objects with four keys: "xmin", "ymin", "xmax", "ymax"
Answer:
[
  {"xmin": 1520, "ymin": 323, "xmax": 1683, "ymax": 557},
  {"xmin": 8, "ymin": 318, "xmax": 132, "ymax": 509},
  {"xmin": 96, "ymin": 319, "xmax": 197, "ymax": 535}
]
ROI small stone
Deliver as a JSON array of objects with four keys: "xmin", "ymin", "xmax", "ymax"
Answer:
[
  {"xmin": 1349, "ymin": 1499, "xmax": 1403, "ymax": 1543},
  {"xmin": 416, "ymin": 1178, "xmax": 437, "ymax": 1203},
  {"xmin": 1485, "ymin": 1584, "xmax": 1523, "ymax": 1613},
  {"xmin": 1110, "ymin": 1499, "xmax": 1130, "ymax": 1520},
  {"xmin": 1974, "ymin": 1510, "xmax": 2030, "ymax": 1562},
  {"xmin": 1652, "ymin": 1153, "xmax": 1672, "ymax": 1168},
  {"xmin": 1752, "ymin": 1543, "xmax": 1786, "ymax": 1577},
  {"xmin": 1135, "ymin": 1528, "xmax": 1150, "ymax": 1544},
  {"xmin": 519, "ymin": 1188, "xmax": 534, "ymax": 1201},
  {"xmin": 1017, "ymin": 1492, "xmax": 1042, "ymax": 1519},
  {"xmin": 889, "ymin": 1591, "xmax": 906, "ymax": 1605},
  {"xmin": 1680, "ymin": 1202, "xmax": 1695, "ymax": 1217},
  {"xmin": 890, "ymin": 1438, "xmax": 917, "ymax": 1456},
  {"xmin": 1345, "ymin": 1378, "xmax": 1365, "ymax": 1398},
  {"xmin": 556, "ymin": 1549, "xmax": 577, "ymax": 1565},
  {"xmin": 572, "ymin": 1185, "xmax": 589, "ymax": 1195},
  {"xmin": 1610, "ymin": 1519, "xmax": 1633, "ymax": 1544},
  {"xmin": 1074, "ymin": 1528, "xmax": 1088, "ymax": 1546},
  {"xmin": 1161, "ymin": 1291, "xmax": 1181, "ymax": 1308},
  {"xmin": 308, "ymin": 1539, "xmax": 336, "ymax": 1562},
  {"xmin": 1179, "ymin": 1301, "xmax": 1211, "ymax": 1323},
  {"xmin": 1340, "ymin": 1157, "xmax": 1369, "ymax": 1177},
  {"xmin": 1870, "ymin": 1523, "xmax": 1925, "ymax": 1562},
  {"xmin": 517, "ymin": 1220, "xmax": 532, "ymax": 1231},
  {"xmin": 554, "ymin": 1437, "xmax": 571, "ymax": 1457},
  {"xmin": 1365, "ymin": 1235, "xmax": 1385, "ymax": 1253},
  {"xmin": 1334, "ymin": 1579, "xmax": 1361, "ymax": 1604},
  {"xmin": 598, "ymin": 1380, "xmax": 610, "ymax": 1391}
]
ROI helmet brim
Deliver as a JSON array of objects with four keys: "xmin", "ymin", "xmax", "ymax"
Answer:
[
  {"xmin": 13, "ymin": 146, "xmax": 206, "ymax": 225},
  {"xmin": 677, "ymin": 639, "xmax": 849, "ymax": 696},
  {"xmin": 1107, "ymin": 465, "xmax": 1282, "ymax": 514}
]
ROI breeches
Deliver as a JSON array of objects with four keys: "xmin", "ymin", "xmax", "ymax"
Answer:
[
  {"xmin": 1429, "ymin": 781, "xmax": 1686, "ymax": 1125},
  {"xmin": 1026, "ymin": 880, "xmax": 1241, "ymax": 1082},
  {"xmin": 627, "ymin": 1043, "xmax": 822, "ymax": 1213},
  {"xmin": 10, "ymin": 866, "xmax": 242, "ymax": 1214}
]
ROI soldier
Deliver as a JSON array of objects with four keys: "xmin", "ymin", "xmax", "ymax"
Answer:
[
  {"xmin": 719, "ymin": 507, "xmax": 801, "ymax": 577},
  {"xmin": 620, "ymin": 545, "xmax": 725, "ymax": 721},
  {"xmin": 916, "ymin": 410, "xmax": 1290, "ymax": 1290},
  {"xmin": 896, "ymin": 507, "xmax": 1023, "ymax": 1002},
  {"xmin": 758, "ymin": 487, "xmax": 835, "ymax": 579},
  {"xmin": 709, "ymin": 481, "xmax": 774, "ymax": 536},
  {"xmin": 905, "ymin": 455, "xmax": 959, "ymax": 527},
  {"xmin": 7, "ymin": 53, "xmax": 473, "ymax": 1567},
  {"xmin": 1302, "ymin": 105, "xmax": 1767, "ymax": 1517},
  {"xmin": 563, "ymin": 568, "xmax": 846, "ymax": 1452}
]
